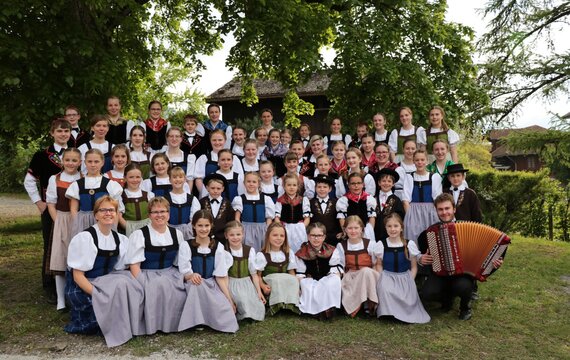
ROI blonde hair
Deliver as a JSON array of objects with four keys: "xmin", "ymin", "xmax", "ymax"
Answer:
[
  {"xmin": 383, "ymin": 213, "xmax": 409, "ymax": 259},
  {"xmin": 148, "ymin": 196, "xmax": 170, "ymax": 213},
  {"xmin": 343, "ymin": 215, "xmax": 364, "ymax": 230},
  {"xmin": 85, "ymin": 148, "xmax": 104, "ymax": 162},
  {"xmin": 110, "ymin": 144, "xmax": 131, "ymax": 164},
  {"xmin": 262, "ymin": 222, "xmax": 290, "ymax": 254},
  {"xmin": 224, "ymin": 220, "xmax": 244, "ymax": 235},
  {"xmin": 429, "ymin": 105, "xmax": 449, "ymax": 131},
  {"xmin": 169, "ymin": 166, "xmax": 186, "ymax": 178},
  {"xmin": 93, "ymin": 195, "xmax": 118, "ymax": 213}
]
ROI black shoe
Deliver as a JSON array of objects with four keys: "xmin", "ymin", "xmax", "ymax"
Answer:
[
  {"xmin": 45, "ymin": 292, "xmax": 57, "ymax": 305},
  {"xmin": 471, "ymin": 291, "xmax": 479, "ymax": 301},
  {"xmin": 458, "ymin": 309, "xmax": 472, "ymax": 320}
]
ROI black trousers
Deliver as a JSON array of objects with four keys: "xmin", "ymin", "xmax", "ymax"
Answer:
[
  {"xmin": 421, "ymin": 274, "xmax": 473, "ymax": 311},
  {"xmin": 41, "ymin": 209, "xmax": 55, "ymax": 291}
]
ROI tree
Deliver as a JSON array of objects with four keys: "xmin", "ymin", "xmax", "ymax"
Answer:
[
  {"xmin": 0, "ymin": 0, "xmax": 219, "ymax": 142},
  {"xmin": 327, "ymin": 0, "xmax": 489, "ymax": 131},
  {"xmin": 478, "ymin": 0, "xmax": 570, "ymax": 124}
]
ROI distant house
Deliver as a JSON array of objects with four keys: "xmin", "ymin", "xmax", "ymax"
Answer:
[
  {"xmin": 488, "ymin": 125, "xmax": 547, "ymax": 171},
  {"xmin": 206, "ymin": 73, "xmax": 331, "ymax": 134}
]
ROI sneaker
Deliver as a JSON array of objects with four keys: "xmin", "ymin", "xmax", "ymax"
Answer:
[{"xmin": 458, "ymin": 309, "xmax": 472, "ymax": 320}]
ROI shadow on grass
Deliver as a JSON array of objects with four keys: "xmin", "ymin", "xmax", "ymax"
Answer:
[{"xmin": 0, "ymin": 218, "xmax": 41, "ymax": 235}]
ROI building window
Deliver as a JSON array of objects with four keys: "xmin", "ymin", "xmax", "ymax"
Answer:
[{"xmin": 527, "ymin": 156, "xmax": 537, "ymax": 170}]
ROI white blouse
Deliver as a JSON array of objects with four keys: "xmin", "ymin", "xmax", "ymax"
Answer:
[
  {"xmin": 231, "ymin": 193, "xmax": 276, "ymax": 219},
  {"xmin": 67, "ymin": 224, "xmax": 129, "ymax": 272},
  {"xmin": 46, "ymin": 172, "xmax": 81, "ymax": 204},
  {"xmin": 255, "ymin": 249, "xmax": 298, "ymax": 271}
]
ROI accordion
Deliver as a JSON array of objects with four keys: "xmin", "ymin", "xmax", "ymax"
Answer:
[{"xmin": 425, "ymin": 221, "xmax": 510, "ymax": 281}]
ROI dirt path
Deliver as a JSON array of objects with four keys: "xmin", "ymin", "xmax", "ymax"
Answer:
[{"xmin": 0, "ymin": 195, "xmax": 38, "ymax": 220}]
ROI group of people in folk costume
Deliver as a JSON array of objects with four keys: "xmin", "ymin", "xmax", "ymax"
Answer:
[{"xmin": 25, "ymin": 98, "xmax": 504, "ymax": 347}]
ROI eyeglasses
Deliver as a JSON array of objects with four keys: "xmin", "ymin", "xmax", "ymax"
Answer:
[
  {"xmin": 309, "ymin": 234, "xmax": 325, "ymax": 239},
  {"xmin": 150, "ymin": 210, "xmax": 169, "ymax": 215},
  {"xmin": 97, "ymin": 208, "xmax": 116, "ymax": 214}
]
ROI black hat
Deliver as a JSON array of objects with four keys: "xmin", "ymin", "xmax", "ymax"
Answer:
[
  {"xmin": 376, "ymin": 168, "xmax": 399, "ymax": 183},
  {"xmin": 203, "ymin": 173, "xmax": 228, "ymax": 189},
  {"xmin": 313, "ymin": 174, "xmax": 336, "ymax": 187},
  {"xmin": 445, "ymin": 163, "xmax": 469, "ymax": 174}
]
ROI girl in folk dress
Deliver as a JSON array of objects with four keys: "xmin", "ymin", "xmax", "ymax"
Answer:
[
  {"xmin": 403, "ymin": 149, "xmax": 442, "ymax": 243},
  {"xmin": 262, "ymin": 128, "xmax": 288, "ymax": 177},
  {"xmin": 178, "ymin": 211, "xmax": 238, "ymax": 333},
  {"xmin": 232, "ymin": 172, "xmax": 276, "ymax": 251},
  {"xmin": 329, "ymin": 141, "xmax": 348, "ymax": 179},
  {"xmin": 388, "ymin": 107, "xmax": 424, "ymax": 163},
  {"xmin": 128, "ymin": 126, "xmax": 152, "ymax": 179},
  {"xmin": 336, "ymin": 172, "xmax": 378, "ymax": 243},
  {"xmin": 238, "ymin": 139, "xmax": 261, "ymax": 173},
  {"xmin": 162, "ymin": 126, "xmax": 197, "ymax": 192},
  {"xmin": 127, "ymin": 197, "xmax": 187, "ymax": 335},
  {"xmin": 372, "ymin": 113, "xmax": 389, "ymax": 145},
  {"xmin": 119, "ymin": 163, "xmax": 154, "ymax": 236},
  {"xmin": 398, "ymin": 139, "xmax": 417, "ymax": 175},
  {"xmin": 336, "ymin": 216, "xmax": 379, "ymax": 317},
  {"xmin": 105, "ymin": 96, "xmax": 128, "ymax": 145},
  {"xmin": 66, "ymin": 196, "xmax": 144, "ymax": 347},
  {"xmin": 259, "ymin": 160, "xmax": 279, "ymax": 202},
  {"xmin": 275, "ymin": 174, "xmax": 310, "ymax": 253},
  {"xmin": 225, "ymin": 221, "xmax": 266, "ymax": 321},
  {"xmin": 66, "ymin": 149, "xmax": 123, "ymax": 236},
  {"xmin": 295, "ymin": 223, "xmax": 342, "ymax": 320},
  {"xmin": 254, "ymin": 127, "xmax": 269, "ymax": 158},
  {"xmin": 324, "ymin": 117, "xmax": 352, "ymax": 156},
  {"xmin": 141, "ymin": 153, "xmax": 190, "ymax": 197},
  {"xmin": 360, "ymin": 133, "xmax": 376, "ymax": 170},
  {"xmin": 256, "ymin": 222, "xmax": 300, "ymax": 315},
  {"xmin": 280, "ymin": 128, "xmax": 293, "ymax": 148},
  {"xmin": 164, "ymin": 166, "xmax": 201, "ymax": 240},
  {"xmin": 335, "ymin": 148, "xmax": 376, "ymax": 197},
  {"xmin": 418, "ymin": 106, "xmax": 460, "ymax": 163},
  {"xmin": 426, "ymin": 139, "xmax": 454, "ymax": 178},
  {"xmin": 78, "ymin": 114, "xmax": 115, "ymax": 174},
  {"xmin": 375, "ymin": 214, "xmax": 430, "ymax": 323},
  {"xmin": 215, "ymin": 149, "xmax": 244, "ymax": 201},
  {"xmin": 104, "ymin": 144, "xmax": 130, "ymax": 187},
  {"xmin": 194, "ymin": 129, "xmax": 237, "ymax": 194},
  {"xmin": 47, "ymin": 148, "xmax": 82, "ymax": 310}
]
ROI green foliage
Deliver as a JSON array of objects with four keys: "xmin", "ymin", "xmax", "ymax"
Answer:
[
  {"xmin": 457, "ymin": 136, "xmax": 493, "ymax": 171},
  {"xmin": 478, "ymin": 0, "xmax": 570, "ymax": 123},
  {"xmin": 468, "ymin": 169, "xmax": 569, "ymax": 241},
  {"xmin": 327, "ymin": 0, "xmax": 489, "ymax": 130},
  {"xmin": 0, "ymin": 0, "xmax": 220, "ymax": 141},
  {"xmin": 0, "ymin": 139, "xmax": 41, "ymax": 192}
]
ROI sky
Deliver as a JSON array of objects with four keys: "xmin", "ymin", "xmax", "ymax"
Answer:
[{"xmin": 190, "ymin": 0, "xmax": 567, "ymax": 129}]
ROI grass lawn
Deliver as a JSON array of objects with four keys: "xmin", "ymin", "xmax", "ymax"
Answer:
[{"xmin": 1, "ymin": 216, "xmax": 569, "ymax": 359}]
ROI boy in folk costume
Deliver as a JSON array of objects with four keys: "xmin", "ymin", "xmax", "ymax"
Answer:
[
  {"xmin": 199, "ymin": 174, "xmax": 235, "ymax": 246},
  {"xmin": 303, "ymin": 174, "xmax": 343, "ymax": 247}
]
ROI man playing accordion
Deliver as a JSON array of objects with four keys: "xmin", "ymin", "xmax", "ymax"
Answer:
[{"xmin": 417, "ymin": 193, "xmax": 505, "ymax": 320}]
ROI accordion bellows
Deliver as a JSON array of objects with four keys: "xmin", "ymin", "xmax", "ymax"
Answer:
[{"xmin": 425, "ymin": 221, "xmax": 510, "ymax": 281}]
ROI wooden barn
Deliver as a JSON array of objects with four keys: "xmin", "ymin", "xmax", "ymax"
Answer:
[
  {"xmin": 488, "ymin": 125, "xmax": 547, "ymax": 171},
  {"xmin": 205, "ymin": 73, "xmax": 331, "ymax": 134}
]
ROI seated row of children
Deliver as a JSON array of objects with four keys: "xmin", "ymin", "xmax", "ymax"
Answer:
[{"xmin": 66, "ymin": 193, "xmax": 429, "ymax": 348}]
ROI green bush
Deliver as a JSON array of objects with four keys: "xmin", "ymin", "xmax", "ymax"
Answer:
[
  {"xmin": 467, "ymin": 169, "xmax": 569, "ymax": 241},
  {"xmin": 0, "ymin": 138, "xmax": 42, "ymax": 193}
]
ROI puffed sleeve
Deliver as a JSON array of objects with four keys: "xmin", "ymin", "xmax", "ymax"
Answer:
[
  {"xmin": 67, "ymin": 231, "xmax": 98, "ymax": 271},
  {"xmin": 344, "ymin": 134, "xmax": 353, "ymax": 148},
  {"xmin": 388, "ymin": 129, "xmax": 399, "ymax": 153},
  {"xmin": 186, "ymin": 154, "xmax": 197, "ymax": 180},
  {"xmin": 213, "ymin": 243, "xmax": 233, "ymax": 277},
  {"xmin": 416, "ymin": 127, "xmax": 427, "ymax": 145},
  {"xmin": 295, "ymin": 256, "xmax": 307, "ymax": 278},
  {"xmin": 287, "ymin": 249, "xmax": 297, "ymax": 271},
  {"xmin": 232, "ymin": 195, "xmax": 244, "ymax": 213},
  {"xmin": 373, "ymin": 240, "xmax": 385, "ymax": 260},
  {"xmin": 366, "ymin": 240, "xmax": 378, "ymax": 264},
  {"xmin": 255, "ymin": 251, "xmax": 268, "ymax": 271},
  {"xmin": 194, "ymin": 155, "xmax": 207, "ymax": 179},
  {"xmin": 115, "ymin": 233, "xmax": 130, "ymax": 270},
  {"xmin": 336, "ymin": 196, "xmax": 348, "ymax": 218},
  {"xmin": 264, "ymin": 195, "xmax": 276, "ymax": 219},
  {"xmin": 247, "ymin": 248, "xmax": 257, "ymax": 275},
  {"xmin": 126, "ymin": 229, "xmax": 146, "ymax": 265},
  {"xmin": 403, "ymin": 174, "xmax": 413, "ymax": 202},
  {"xmin": 237, "ymin": 173, "xmax": 246, "ymax": 195},
  {"xmin": 234, "ymin": 156, "xmax": 244, "ymax": 175},
  {"xmin": 407, "ymin": 240, "xmax": 420, "ymax": 258},
  {"xmin": 333, "ymin": 244, "xmax": 345, "ymax": 272},
  {"xmin": 431, "ymin": 173, "xmax": 443, "ymax": 199},
  {"xmin": 366, "ymin": 196, "xmax": 378, "ymax": 218},
  {"xmin": 364, "ymin": 174, "xmax": 376, "ymax": 198},
  {"xmin": 106, "ymin": 180, "xmax": 123, "ymax": 200},
  {"xmin": 328, "ymin": 247, "xmax": 342, "ymax": 274},
  {"xmin": 274, "ymin": 202, "xmax": 282, "ymax": 217},
  {"xmin": 195, "ymin": 123, "xmax": 205, "ymax": 137},
  {"xmin": 65, "ymin": 180, "xmax": 80, "ymax": 200},
  {"xmin": 447, "ymin": 129, "xmax": 460, "ymax": 146},
  {"xmin": 188, "ymin": 196, "xmax": 202, "ymax": 222},
  {"xmin": 277, "ymin": 178, "xmax": 284, "ymax": 198},
  {"xmin": 141, "ymin": 179, "xmax": 152, "ymax": 193},
  {"xmin": 304, "ymin": 178, "xmax": 315, "ymax": 199},
  {"xmin": 46, "ymin": 175, "xmax": 58, "ymax": 204},
  {"xmin": 335, "ymin": 178, "xmax": 347, "ymax": 197},
  {"xmin": 177, "ymin": 237, "xmax": 193, "ymax": 275},
  {"xmin": 302, "ymin": 197, "xmax": 311, "ymax": 218}
]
